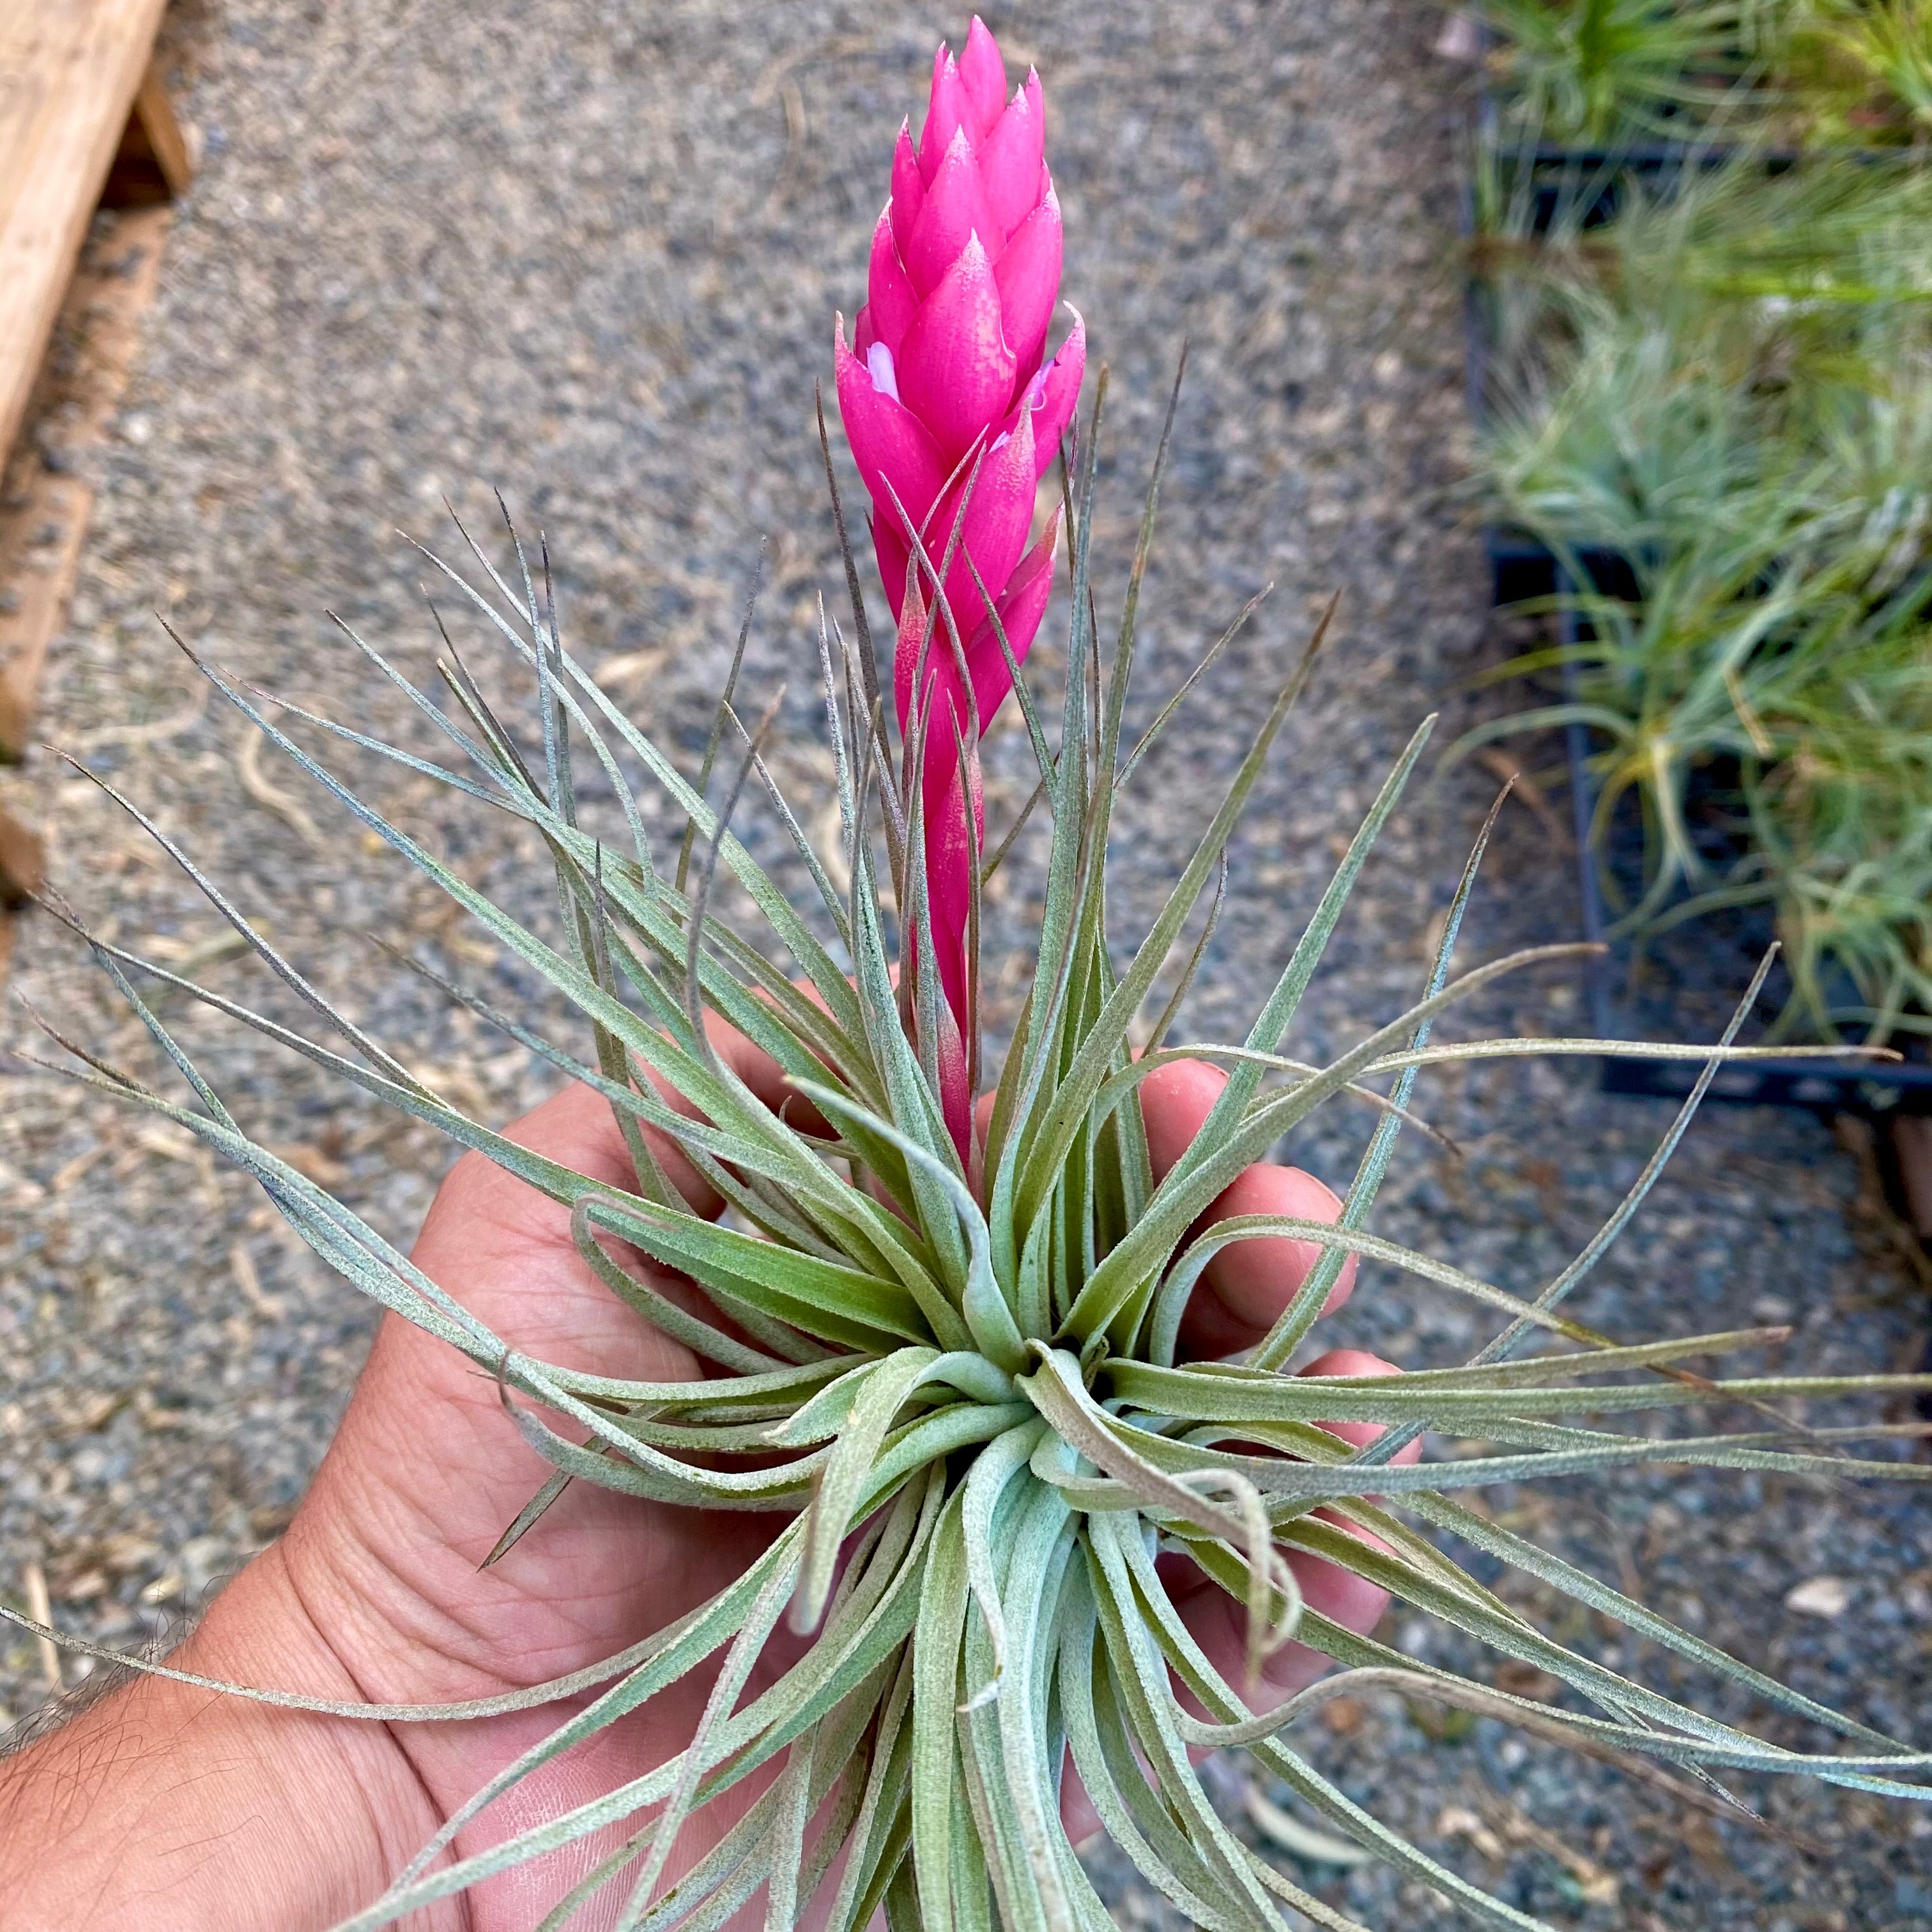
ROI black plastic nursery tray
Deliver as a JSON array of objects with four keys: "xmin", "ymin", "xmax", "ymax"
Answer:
[
  {"xmin": 1563, "ymin": 714, "xmax": 1932, "ymax": 1118},
  {"xmin": 1494, "ymin": 543, "xmax": 1932, "ymax": 1119},
  {"xmin": 1505, "ymin": 139, "xmax": 1761, "ymax": 235}
]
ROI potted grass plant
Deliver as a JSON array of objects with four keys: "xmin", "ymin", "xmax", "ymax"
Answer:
[
  {"xmin": 1460, "ymin": 0, "xmax": 1773, "ymax": 150},
  {"xmin": 1466, "ymin": 155, "xmax": 1932, "ymax": 1050},
  {"xmin": 1459, "ymin": 1, "xmax": 1932, "ymax": 154},
  {"xmin": 1459, "ymin": 5, "xmax": 1932, "ymax": 1078},
  {"xmin": 1783, "ymin": 0, "xmax": 1932, "ymax": 144},
  {"xmin": 9, "ymin": 17, "xmax": 1932, "ymax": 1929}
]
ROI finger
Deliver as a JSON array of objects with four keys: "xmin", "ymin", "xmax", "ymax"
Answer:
[
  {"xmin": 1173, "ymin": 1161, "xmax": 1355, "ymax": 1358},
  {"xmin": 1140, "ymin": 1057, "xmax": 1358, "ymax": 1357},
  {"xmin": 1296, "ymin": 1348, "xmax": 1427, "ymax": 1460},
  {"xmin": 1169, "ymin": 1349, "xmax": 1421, "ymax": 1708},
  {"xmin": 1139, "ymin": 1055, "xmax": 1231, "ymax": 1178},
  {"xmin": 1256, "ymin": 1347, "xmax": 1426, "ymax": 1703},
  {"xmin": 1059, "ymin": 1758, "xmax": 1104, "ymax": 1851}
]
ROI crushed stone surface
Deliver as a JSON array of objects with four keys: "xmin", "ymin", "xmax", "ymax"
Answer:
[{"xmin": 1, "ymin": 3, "xmax": 1928, "ymax": 1924}]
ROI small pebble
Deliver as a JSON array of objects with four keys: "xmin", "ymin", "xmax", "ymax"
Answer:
[{"xmin": 1786, "ymin": 1575, "xmax": 1853, "ymax": 1620}]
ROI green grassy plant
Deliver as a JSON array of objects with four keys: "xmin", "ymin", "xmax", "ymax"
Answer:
[
  {"xmin": 1468, "ymin": 0, "xmax": 1777, "ymax": 146},
  {"xmin": 1785, "ymin": 0, "xmax": 1932, "ymax": 143},
  {"xmin": 1470, "ymin": 0, "xmax": 1932, "ymax": 150},
  {"xmin": 1466, "ymin": 149, "xmax": 1932, "ymax": 1039}
]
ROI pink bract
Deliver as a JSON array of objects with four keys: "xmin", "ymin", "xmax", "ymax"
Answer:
[{"xmin": 834, "ymin": 15, "xmax": 1084, "ymax": 1147}]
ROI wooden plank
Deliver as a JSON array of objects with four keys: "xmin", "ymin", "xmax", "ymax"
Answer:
[
  {"xmin": 103, "ymin": 54, "xmax": 196, "ymax": 206},
  {"xmin": 0, "ymin": 202, "xmax": 173, "ymax": 762},
  {"xmin": 0, "ymin": 0, "xmax": 171, "ymax": 468},
  {"xmin": 0, "ymin": 801, "xmax": 46, "ymax": 907},
  {"xmin": 132, "ymin": 56, "xmax": 193, "ymax": 195}
]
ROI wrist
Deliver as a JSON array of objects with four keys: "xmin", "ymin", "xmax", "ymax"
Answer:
[{"xmin": 0, "ymin": 1540, "xmax": 457, "ymax": 1932}]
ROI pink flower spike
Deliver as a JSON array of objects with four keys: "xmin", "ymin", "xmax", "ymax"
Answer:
[
  {"xmin": 876, "ymin": 520, "xmax": 913, "ymax": 627},
  {"xmin": 889, "ymin": 122, "xmax": 924, "ymax": 256},
  {"xmin": 1026, "ymin": 307, "xmax": 1086, "ymax": 480},
  {"xmin": 966, "ymin": 508, "xmax": 1061, "ymax": 714},
  {"xmin": 865, "ymin": 208, "xmax": 919, "ymax": 355},
  {"xmin": 834, "ymin": 19, "xmax": 1080, "ymax": 1075},
  {"xmin": 928, "ymin": 908, "xmax": 974, "ymax": 1154},
  {"xmin": 895, "ymin": 234, "xmax": 1018, "ymax": 463},
  {"xmin": 904, "ymin": 128, "xmax": 1004, "ymax": 297},
  {"xmin": 936, "ymin": 399, "xmax": 1036, "ymax": 630},
  {"xmin": 993, "ymin": 187, "xmax": 1062, "ymax": 378},
  {"xmin": 833, "ymin": 316, "xmax": 948, "ymax": 546},
  {"xmin": 979, "ymin": 70, "xmax": 1045, "ymax": 241},
  {"xmin": 908, "ymin": 690, "xmax": 983, "ymax": 1061},
  {"xmin": 919, "ymin": 48, "xmax": 970, "ymax": 182},
  {"xmin": 893, "ymin": 555, "xmax": 929, "ymax": 726},
  {"xmin": 958, "ymin": 16, "xmax": 1008, "ymax": 140}
]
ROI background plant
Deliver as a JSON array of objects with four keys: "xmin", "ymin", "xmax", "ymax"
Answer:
[
  {"xmin": 1468, "ymin": 0, "xmax": 1781, "ymax": 146},
  {"xmin": 1461, "ymin": 0, "xmax": 1932, "ymax": 150},
  {"xmin": 1464, "ymin": 26, "xmax": 1932, "ymax": 1040},
  {"xmin": 1784, "ymin": 0, "xmax": 1932, "ymax": 144}
]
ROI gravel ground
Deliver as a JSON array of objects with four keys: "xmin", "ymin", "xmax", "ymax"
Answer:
[{"xmin": 3, "ymin": 2, "xmax": 1929, "ymax": 1927}]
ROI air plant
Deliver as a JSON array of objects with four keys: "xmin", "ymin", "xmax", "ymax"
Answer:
[
  {"xmin": 1785, "ymin": 0, "xmax": 1932, "ymax": 143},
  {"xmin": 1473, "ymin": 0, "xmax": 1932, "ymax": 151},
  {"xmin": 10, "ymin": 17, "xmax": 1932, "ymax": 1932},
  {"xmin": 1465, "ymin": 149, "xmax": 1932, "ymax": 1039},
  {"xmin": 1468, "ymin": 0, "xmax": 1774, "ymax": 148}
]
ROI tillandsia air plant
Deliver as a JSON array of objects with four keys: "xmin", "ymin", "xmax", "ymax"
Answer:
[
  {"xmin": 1469, "ymin": 0, "xmax": 1932, "ymax": 152},
  {"xmin": 13, "ymin": 16, "xmax": 1932, "ymax": 1932},
  {"xmin": 1462, "ymin": 148, "xmax": 1932, "ymax": 1040},
  {"xmin": 1466, "ymin": 0, "xmax": 1777, "ymax": 148},
  {"xmin": 1785, "ymin": 0, "xmax": 1932, "ymax": 144}
]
